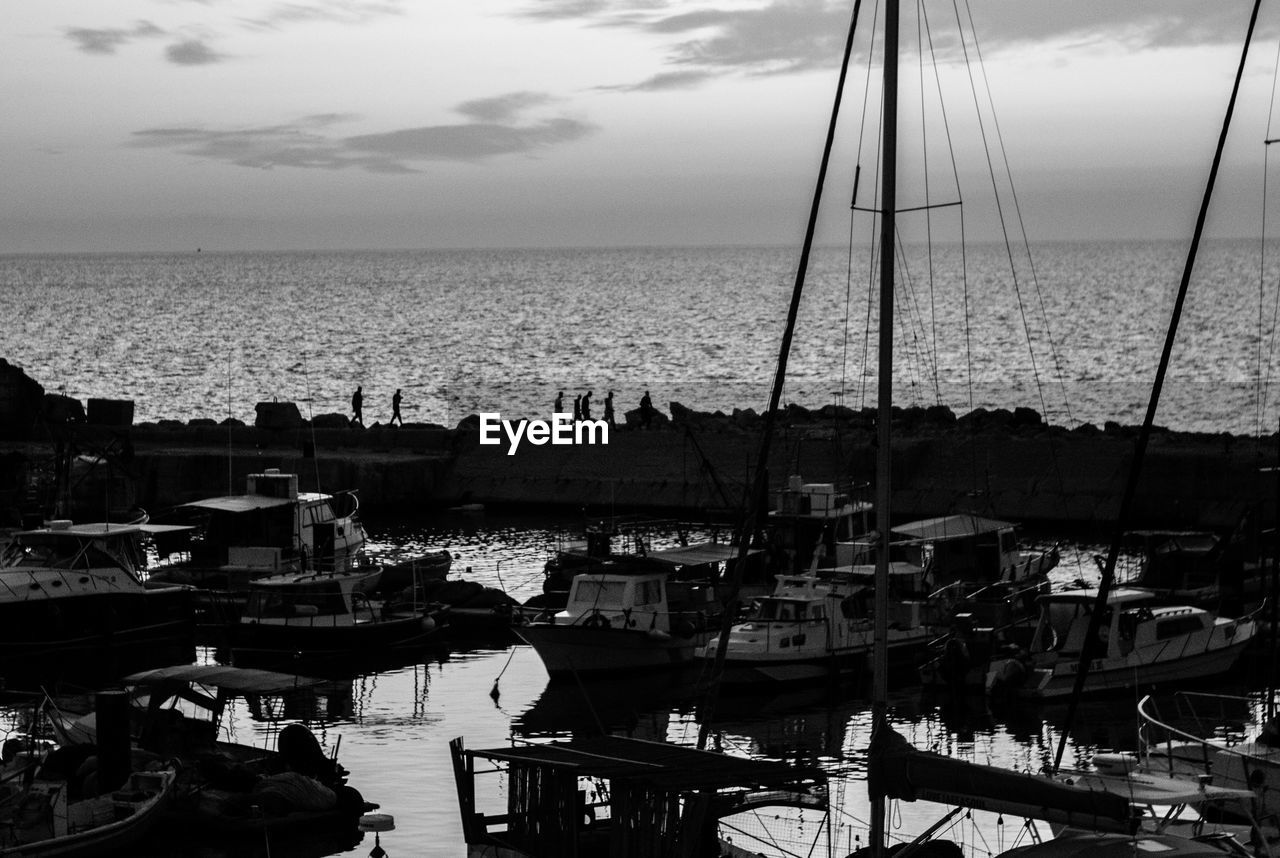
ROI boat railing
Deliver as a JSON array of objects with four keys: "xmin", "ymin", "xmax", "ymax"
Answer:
[{"xmin": 1137, "ymin": 692, "xmax": 1258, "ymax": 776}]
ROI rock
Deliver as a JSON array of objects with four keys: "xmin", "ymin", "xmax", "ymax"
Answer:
[
  {"xmin": 1011, "ymin": 407, "xmax": 1043, "ymax": 429},
  {"xmin": 311, "ymin": 413, "xmax": 349, "ymax": 429},
  {"xmin": 0, "ymin": 360, "xmax": 44, "ymax": 440},
  {"xmin": 254, "ymin": 401, "xmax": 302, "ymax": 431},
  {"xmin": 43, "ymin": 393, "xmax": 86, "ymax": 425},
  {"xmin": 784, "ymin": 402, "xmax": 812, "ymax": 422},
  {"xmin": 925, "ymin": 405, "xmax": 956, "ymax": 425},
  {"xmin": 87, "ymin": 398, "xmax": 134, "ymax": 427}
]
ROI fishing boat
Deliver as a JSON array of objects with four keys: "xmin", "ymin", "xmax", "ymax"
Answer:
[
  {"xmin": 148, "ymin": 469, "xmax": 368, "ymax": 592},
  {"xmin": 769, "ymin": 477, "xmax": 872, "ymax": 573},
  {"xmin": 449, "ymin": 734, "xmax": 827, "ymax": 857},
  {"xmin": 983, "ymin": 587, "xmax": 1259, "ymax": 700},
  {"xmin": 226, "ymin": 566, "xmax": 446, "ymax": 662},
  {"xmin": 0, "ymin": 764, "xmax": 177, "ymax": 857},
  {"xmin": 0, "ymin": 520, "xmax": 194, "ymax": 683},
  {"xmin": 1139, "ymin": 691, "xmax": 1280, "ymax": 828},
  {"xmin": 1122, "ymin": 527, "xmax": 1265, "ymax": 617},
  {"xmin": 514, "ymin": 564, "xmax": 724, "ymax": 677},
  {"xmin": 49, "ymin": 664, "xmax": 373, "ymax": 843},
  {"xmin": 694, "ymin": 562, "xmax": 935, "ymax": 686}
]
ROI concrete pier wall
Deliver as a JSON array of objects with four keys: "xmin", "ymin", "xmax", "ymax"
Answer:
[{"xmin": 102, "ymin": 420, "xmax": 1278, "ymax": 531}]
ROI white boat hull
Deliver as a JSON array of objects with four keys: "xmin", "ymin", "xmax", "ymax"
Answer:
[
  {"xmin": 514, "ymin": 623, "xmax": 707, "ymax": 677},
  {"xmin": 994, "ymin": 633, "xmax": 1254, "ymax": 700}
]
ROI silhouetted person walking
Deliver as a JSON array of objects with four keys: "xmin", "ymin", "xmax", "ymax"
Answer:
[
  {"xmin": 573, "ymin": 395, "xmax": 582, "ymax": 422},
  {"xmin": 554, "ymin": 390, "xmax": 564, "ymax": 415},
  {"xmin": 391, "ymin": 389, "xmax": 403, "ymax": 426},
  {"xmin": 604, "ymin": 391, "xmax": 615, "ymax": 427},
  {"xmin": 351, "ymin": 385, "xmax": 364, "ymax": 427},
  {"xmin": 581, "ymin": 390, "xmax": 592, "ymax": 420},
  {"xmin": 640, "ymin": 390, "xmax": 653, "ymax": 429}
]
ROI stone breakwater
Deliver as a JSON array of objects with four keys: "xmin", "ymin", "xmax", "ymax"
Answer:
[{"xmin": 3, "ymin": 400, "xmax": 1273, "ymax": 533}]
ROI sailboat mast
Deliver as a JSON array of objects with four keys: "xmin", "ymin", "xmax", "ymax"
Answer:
[{"xmin": 870, "ymin": 0, "xmax": 899, "ymax": 854}]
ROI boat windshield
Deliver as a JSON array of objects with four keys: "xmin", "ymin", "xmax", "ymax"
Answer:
[
  {"xmin": 246, "ymin": 586, "xmax": 347, "ymax": 618},
  {"xmin": 757, "ymin": 599, "xmax": 815, "ymax": 621},
  {"xmin": 569, "ymin": 578, "xmax": 628, "ymax": 607}
]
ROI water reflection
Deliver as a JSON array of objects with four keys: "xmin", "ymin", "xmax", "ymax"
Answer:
[{"xmin": 4, "ymin": 511, "xmax": 1274, "ymax": 857}]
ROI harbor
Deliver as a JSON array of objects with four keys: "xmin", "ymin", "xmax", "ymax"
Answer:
[{"xmin": 8, "ymin": 0, "xmax": 1280, "ymax": 855}]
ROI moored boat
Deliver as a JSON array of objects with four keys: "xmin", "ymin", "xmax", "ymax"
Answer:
[
  {"xmin": 149, "ymin": 469, "xmax": 368, "ymax": 593},
  {"xmin": 514, "ymin": 566, "xmax": 721, "ymax": 677},
  {"xmin": 49, "ymin": 664, "xmax": 373, "ymax": 844},
  {"xmin": 227, "ymin": 566, "xmax": 446, "ymax": 663},
  {"xmin": 0, "ymin": 764, "xmax": 177, "ymax": 858},
  {"xmin": 984, "ymin": 588, "xmax": 1259, "ymax": 699},
  {"xmin": 0, "ymin": 520, "xmax": 194, "ymax": 684},
  {"xmin": 696, "ymin": 563, "xmax": 935, "ymax": 686}
]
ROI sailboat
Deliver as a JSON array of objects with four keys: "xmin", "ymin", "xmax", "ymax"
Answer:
[{"xmin": 863, "ymin": 0, "xmax": 1266, "ymax": 854}]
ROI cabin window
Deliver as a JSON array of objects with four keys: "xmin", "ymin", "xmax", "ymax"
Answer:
[
  {"xmin": 571, "ymin": 579, "xmax": 626, "ymax": 606},
  {"xmin": 1000, "ymin": 532, "xmax": 1016, "ymax": 553},
  {"xmin": 1155, "ymin": 615, "xmax": 1205, "ymax": 640},
  {"xmin": 305, "ymin": 503, "xmax": 335, "ymax": 525},
  {"xmin": 635, "ymin": 579, "xmax": 662, "ymax": 606}
]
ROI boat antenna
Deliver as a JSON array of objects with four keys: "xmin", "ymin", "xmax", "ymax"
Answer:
[
  {"xmin": 1051, "ymin": 0, "xmax": 1262, "ymax": 775},
  {"xmin": 695, "ymin": 0, "xmax": 864, "ymax": 747},
  {"xmin": 227, "ymin": 354, "xmax": 234, "ymax": 496},
  {"xmin": 869, "ymin": 0, "xmax": 900, "ymax": 854}
]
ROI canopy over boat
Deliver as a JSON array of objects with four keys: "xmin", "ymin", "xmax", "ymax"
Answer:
[
  {"xmin": 1039, "ymin": 587, "xmax": 1154, "ymax": 606},
  {"xmin": 891, "ymin": 514, "xmax": 1016, "ymax": 543},
  {"xmin": 179, "ymin": 495, "xmax": 294, "ymax": 514},
  {"xmin": 645, "ymin": 543, "xmax": 763, "ymax": 568},
  {"xmin": 124, "ymin": 664, "xmax": 340, "ymax": 695}
]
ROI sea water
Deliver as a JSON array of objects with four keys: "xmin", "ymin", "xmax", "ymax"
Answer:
[{"xmin": 1, "ymin": 240, "xmax": 1277, "ymax": 434}]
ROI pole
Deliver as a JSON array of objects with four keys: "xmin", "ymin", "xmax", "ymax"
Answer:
[{"xmin": 870, "ymin": 0, "xmax": 899, "ymax": 855}]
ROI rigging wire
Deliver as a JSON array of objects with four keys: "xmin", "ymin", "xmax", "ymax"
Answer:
[
  {"xmin": 1259, "ymin": 37, "xmax": 1280, "ymax": 436},
  {"xmin": 917, "ymin": 0, "xmax": 942, "ymax": 404},
  {"xmin": 917, "ymin": 0, "xmax": 974, "ymax": 417},
  {"xmin": 947, "ymin": 0, "xmax": 1054, "ymax": 424},
  {"xmin": 959, "ymin": 0, "xmax": 1075, "ymax": 428}
]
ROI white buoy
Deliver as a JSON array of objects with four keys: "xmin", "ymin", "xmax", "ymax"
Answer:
[{"xmin": 359, "ymin": 813, "xmax": 396, "ymax": 832}]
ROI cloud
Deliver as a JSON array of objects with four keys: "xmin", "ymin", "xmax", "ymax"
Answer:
[
  {"xmin": 456, "ymin": 93, "xmax": 553, "ymax": 123},
  {"xmin": 128, "ymin": 96, "xmax": 597, "ymax": 171},
  {"xmin": 517, "ymin": 0, "xmax": 1272, "ymax": 92},
  {"xmin": 166, "ymin": 39, "xmax": 225, "ymax": 65},
  {"xmin": 345, "ymin": 117, "xmax": 596, "ymax": 162},
  {"xmin": 65, "ymin": 20, "xmax": 164, "ymax": 55},
  {"xmin": 598, "ymin": 69, "xmax": 716, "ymax": 93},
  {"xmin": 236, "ymin": 0, "xmax": 407, "ymax": 32}
]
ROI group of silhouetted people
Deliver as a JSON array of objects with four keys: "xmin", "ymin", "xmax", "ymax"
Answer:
[
  {"xmin": 350, "ymin": 385, "xmax": 403, "ymax": 428},
  {"xmin": 553, "ymin": 388, "xmax": 657, "ymax": 428}
]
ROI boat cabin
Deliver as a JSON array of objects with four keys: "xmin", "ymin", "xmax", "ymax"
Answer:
[
  {"xmin": 166, "ymin": 470, "xmax": 365, "ymax": 575},
  {"xmin": 555, "ymin": 570, "xmax": 714, "ymax": 634},
  {"xmin": 769, "ymin": 477, "xmax": 871, "ymax": 574},
  {"xmin": 1, "ymin": 521, "xmax": 150, "ymax": 592},
  {"xmin": 1028, "ymin": 588, "xmax": 1224, "ymax": 661},
  {"xmin": 242, "ymin": 570, "xmax": 382, "ymax": 628},
  {"xmin": 889, "ymin": 514, "xmax": 1036, "ymax": 587}
]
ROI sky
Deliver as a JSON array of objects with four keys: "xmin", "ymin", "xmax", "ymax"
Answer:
[{"xmin": 6, "ymin": 0, "xmax": 1280, "ymax": 252}]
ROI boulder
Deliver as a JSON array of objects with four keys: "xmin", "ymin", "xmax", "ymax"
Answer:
[{"xmin": 254, "ymin": 401, "xmax": 302, "ymax": 431}]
